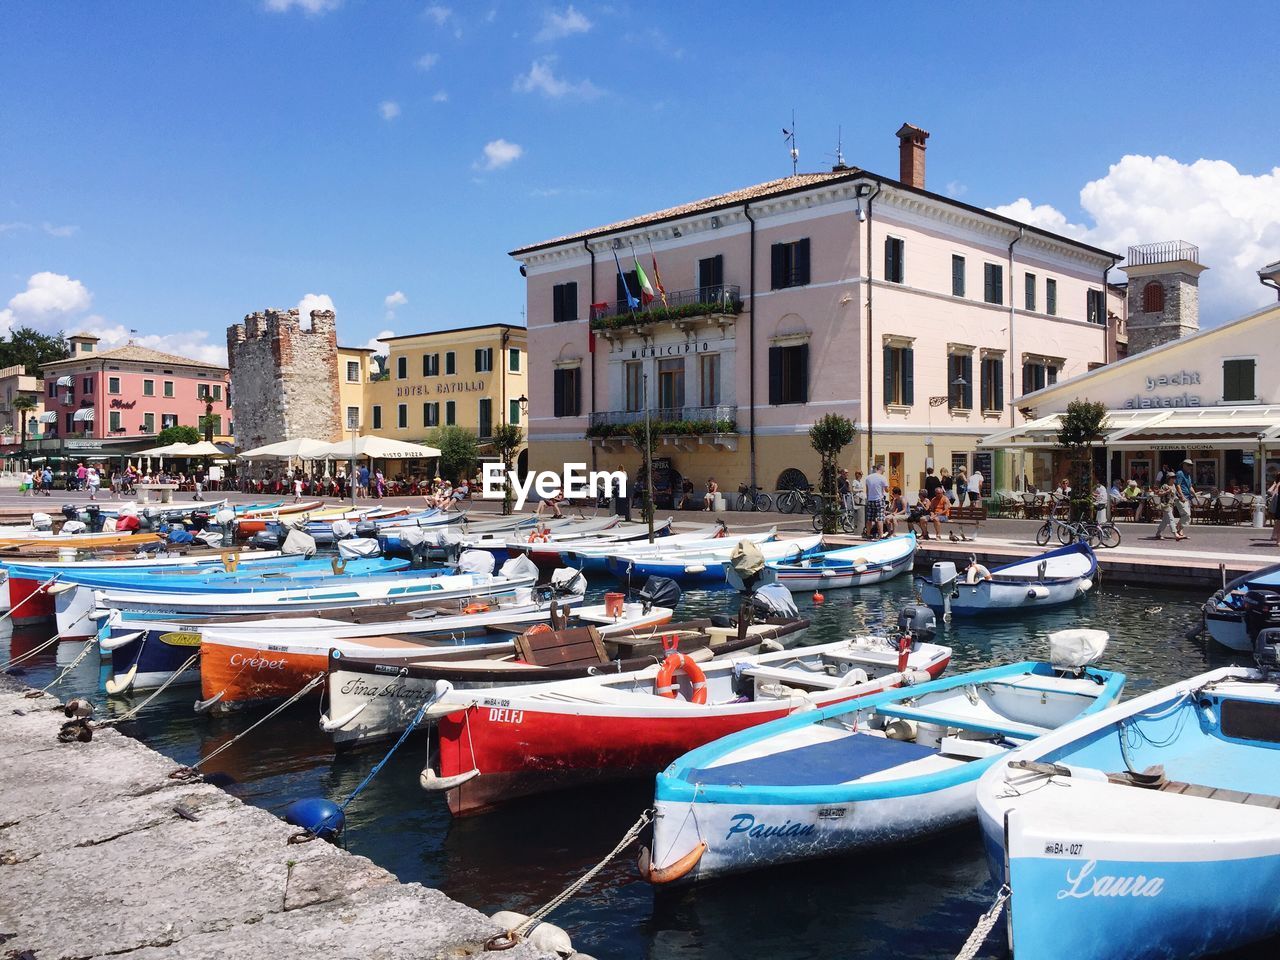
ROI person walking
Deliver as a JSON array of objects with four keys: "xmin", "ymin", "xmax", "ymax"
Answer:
[
  {"xmin": 1174, "ymin": 459, "xmax": 1195, "ymax": 539},
  {"xmin": 41, "ymin": 465, "xmax": 52, "ymax": 495},
  {"xmin": 86, "ymin": 466, "xmax": 101, "ymax": 501},
  {"xmin": 20, "ymin": 469, "xmax": 32, "ymax": 496},
  {"xmin": 967, "ymin": 466, "xmax": 984, "ymax": 504},
  {"xmin": 1152, "ymin": 480, "xmax": 1179, "ymax": 540},
  {"xmin": 838, "ymin": 468, "xmax": 852, "ymax": 512},
  {"xmin": 1268, "ymin": 474, "xmax": 1280, "ymax": 547},
  {"xmin": 864, "ymin": 463, "xmax": 889, "ymax": 539}
]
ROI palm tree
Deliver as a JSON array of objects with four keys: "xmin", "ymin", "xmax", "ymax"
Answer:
[{"xmin": 13, "ymin": 395, "xmax": 37, "ymax": 450}]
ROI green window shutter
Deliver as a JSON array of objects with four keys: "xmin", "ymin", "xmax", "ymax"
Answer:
[
  {"xmin": 883, "ymin": 345, "xmax": 894, "ymax": 404},
  {"xmin": 902, "ymin": 348, "xmax": 914, "ymax": 406},
  {"xmin": 794, "ymin": 239, "xmax": 811, "ymax": 286},
  {"xmin": 770, "ymin": 244, "xmax": 786, "ymax": 289}
]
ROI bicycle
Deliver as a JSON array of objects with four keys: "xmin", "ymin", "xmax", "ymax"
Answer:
[
  {"xmin": 811, "ymin": 498, "xmax": 859, "ymax": 534},
  {"xmin": 778, "ymin": 486, "xmax": 824, "ymax": 516},
  {"xmin": 734, "ymin": 483, "xmax": 774, "ymax": 513},
  {"xmin": 1034, "ymin": 515, "xmax": 1122, "ymax": 549}
]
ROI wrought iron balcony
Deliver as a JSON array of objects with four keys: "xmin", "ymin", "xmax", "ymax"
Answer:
[
  {"xmin": 588, "ymin": 405, "xmax": 737, "ymax": 434},
  {"xmin": 589, "ymin": 285, "xmax": 743, "ymax": 330},
  {"xmin": 1127, "ymin": 241, "xmax": 1200, "ymax": 267}
]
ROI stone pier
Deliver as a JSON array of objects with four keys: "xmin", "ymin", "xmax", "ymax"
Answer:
[{"xmin": 0, "ymin": 677, "xmax": 548, "ymax": 959}]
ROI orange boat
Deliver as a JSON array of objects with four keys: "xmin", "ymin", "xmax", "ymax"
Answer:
[
  {"xmin": 0, "ymin": 530, "xmax": 162, "ymax": 553},
  {"xmin": 233, "ymin": 500, "xmax": 327, "ymax": 537}
]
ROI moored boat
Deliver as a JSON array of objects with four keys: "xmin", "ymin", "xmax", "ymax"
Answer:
[
  {"xmin": 769, "ymin": 533, "xmax": 917, "ymax": 590},
  {"xmin": 916, "ymin": 541, "xmax": 1097, "ymax": 617},
  {"xmin": 1202, "ymin": 560, "xmax": 1280, "ymax": 651},
  {"xmin": 606, "ymin": 535, "xmax": 823, "ymax": 585}
]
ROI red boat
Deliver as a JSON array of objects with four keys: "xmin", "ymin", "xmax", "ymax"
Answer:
[{"xmin": 423, "ymin": 633, "xmax": 952, "ymax": 816}]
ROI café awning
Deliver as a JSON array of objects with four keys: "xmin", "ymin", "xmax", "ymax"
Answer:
[
  {"xmin": 981, "ymin": 405, "xmax": 1280, "ymax": 451},
  {"xmin": 55, "ymin": 376, "xmax": 73, "ymax": 387},
  {"xmin": 72, "ymin": 407, "xmax": 95, "ymax": 422},
  {"xmin": 37, "ymin": 412, "xmax": 57, "ymax": 423}
]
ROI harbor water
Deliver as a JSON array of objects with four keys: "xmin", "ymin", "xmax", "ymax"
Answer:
[{"xmin": 3, "ymin": 575, "xmax": 1273, "ymax": 960}]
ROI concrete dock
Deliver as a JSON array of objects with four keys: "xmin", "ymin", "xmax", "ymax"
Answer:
[{"xmin": 0, "ymin": 676, "xmax": 550, "ymax": 960}]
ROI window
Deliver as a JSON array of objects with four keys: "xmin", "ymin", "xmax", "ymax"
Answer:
[
  {"xmin": 397, "ymin": 404, "xmax": 407, "ymax": 429},
  {"xmin": 143, "ymin": 412, "xmax": 155, "ymax": 433},
  {"xmin": 882, "ymin": 345, "xmax": 914, "ymax": 406},
  {"xmin": 109, "ymin": 411, "xmax": 122, "ymax": 432},
  {"xmin": 1024, "ymin": 273, "xmax": 1036, "ymax": 312},
  {"xmin": 1142, "ymin": 281, "xmax": 1165, "ymax": 313},
  {"xmin": 552, "ymin": 367, "xmax": 581, "ymax": 417},
  {"xmin": 64, "ymin": 412, "xmax": 73, "ymax": 433},
  {"xmin": 204, "ymin": 414, "xmax": 222, "ymax": 434},
  {"xmin": 769, "ymin": 344, "xmax": 809, "ymax": 405},
  {"xmin": 624, "ymin": 361, "xmax": 644, "ymax": 412},
  {"xmin": 1086, "ymin": 289, "xmax": 1105, "ymax": 324},
  {"xmin": 445, "ymin": 401, "xmax": 455, "ymax": 425},
  {"xmin": 1022, "ymin": 361, "xmax": 1058, "ymax": 394},
  {"xmin": 346, "ymin": 406, "xmax": 359, "ymax": 430},
  {"xmin": 163, "ymin": 380, "xmax": 174, "ymax": 398},
  {"xmin": 509, "ymin": 348, "xmax": 520, "ymax": 372},
  {"xmin": 475, "ymin": 348, "xmax": 493, "ymax": 373},
  {"xmin": 83, "ymin": 377, "xmax": 93, "ymax": 393},
  {"xmin": 445, "ymin": 352, "xmax": 456, "ymax": 375},
  {"xmin": 947, "ymin": 352, "xmax": 974, "ymax": 410},
  {"xmin": 1046, "ymin": 278, "xmax": 1057, "ymax": 315},
  {"xmin": 952, "ymin": 255, "xmax": 965, "ymax": 297},
  {"xmin": 699, "ymin": 353, "xmax": 721, "ymax": 407},
  {"xmin": 657, "ymin": 358, "xmax": 685, "ymax": 413},
  {"xmin": 141, "ymin": 379, "xmax": 154, "ymax": 397},
  {"xmin": 47, "ymin": 381, "xmax": 55, "ymax": 398},
  {"xmin": 980, "ymin": 356, "xmax": 1004, "ymax": 412},
  {"xmin": 770, "ymin": 239, "xmax": 811, "ymax": 289},
  {"xmin": 82, "ymin": 343, "xmax": 93, "ymax": 353},
  {"xmin": 698, "ymin": 255, "xmax": 724, "ymax": 300},
  {"xmin": 478, "ymin": 398, "xmax": 493, "ymax": 438},
  {"xmin": 346, "ymin": 360, "xmax": 360, "ymax": 382},
  {"xmin": 884, "ymin": 236, "xmax": 905, "ymax": 284},
  {"xmin": 552, "ymin": 282, "xmax": 578, "ymax": 323},
  {"xmin": 397, "ymin": 356, "xmax": 407, "ymax": 380},
  {"xmin": 1223, "ymin": 359, "xmax": 1256, "ymax": 402},
  {"xmin": 424, "ymin": 402, "xmax": 439, "ymax": 427},
  {"xmin": 372, "ymin": 405, "xmax": 382, "ymax": 430},
  {"xmin": 509, "ymin": 399, "xmax": 520, "ymax": 425},
  {"xmin": 423, "ymin": 353, "xmax": 439, "ymax": 377},
  {"xmin": 983, "ymin": 264, "xmax": 1003, "ymax": 305},
  {"xmin": 108, "ymin": 376, "xmax": 121, "ymax": 394},
  {"xmin": 161, "ymin": 413, "xmax": 177, "ymax": 430},
  {"xmin": 212, "ymin": 384, "xmax": 222, "ymax": 401}
]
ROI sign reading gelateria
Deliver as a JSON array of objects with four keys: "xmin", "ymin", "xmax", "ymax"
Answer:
[
  {"xmin": 1124, "ymin": 369, "xmax": 1203, "ymax": 409},
  {"xmin": 395, "ymin": 380, "xmax": 485, "ymax": 398}
]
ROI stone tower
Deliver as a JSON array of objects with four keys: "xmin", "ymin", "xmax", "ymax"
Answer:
[
  {"xmin": 226, "ymin": 308, "xmax": 342, "ymax": 449},
  {"xmin": 1121, "ymin": 241, "xmax": 1208, "ymax": 355}
]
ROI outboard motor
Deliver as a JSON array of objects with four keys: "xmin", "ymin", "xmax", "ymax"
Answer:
[
  {"xmin": 62, "ymin": 504, "xmax": 80, "ymax": 523},
  {"xmin": 635, "ymin": 576, "xmax": 682, "ymax": 614},
  {"xmin": 744, "ymin": 583, "xmax": 800, "ymax": 623},
  {"xmin": 897, "ymin": 605, "xmax": 937, "ymax": 645},
  {"xmin": 1246, "ymin": 590, "xmax": 1280, "ymax": 670},
  {"xmin": 31, "ymin": 512, "xmax": 53, "ymax": 532},
  {"xmin": 331, "ymin": 519, "xmax": 355, "ymax": 541},
  {"xmin": 188, "ymin": 509, "xmax": 210, "ymax": 533},
  {"xmin": 549, "ymin": 566, "xmax": 587, "ymax": 599},
  {"xmin": 354, "ymin": 520, "xmax": 378, "ymax": 540},
  {"xmin": 84, "ymin": 504, "xmax": 103, "ymax": 533},
  {"xmin": 931, "ymin": 561, "xmax": 958, "ymax": 589}
]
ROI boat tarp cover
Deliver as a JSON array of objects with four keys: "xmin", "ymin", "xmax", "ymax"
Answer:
[
  {"xmin": 337, "ymin": 537, "xmax": 381, "ymax": 560},
  {"xmin": 1048, "ymin": 628, "xmax": 1108, "ymax": 669},
  {"xmin": 689, "ymin": 732, "xmax": 935, "ymax": 788},
  {"xmin": 730, "ymin": 540, "xmax": 766, "ymax": 579},
  {"xmin": 499, "ymin": 554, "xmax": 539, "ymax": 582},
  {"xmin": 459, "ymin": 549, "xmax": 496, "ymax": 576},
  {"xmin": 637, "ymin": 576, "xmax": 682, "ymax": 610},
  {"xmin": 282, "ymin": 528, "xmax": 318, "ymax": 557}
]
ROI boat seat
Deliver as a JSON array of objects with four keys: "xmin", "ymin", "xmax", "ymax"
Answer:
[
  {"xmin": 1107, "ymin": 769, "xmax": 1280, "ymax": 808},
  {"xmin": 690, "ymin": 731, "xmax": 936, "ymax": 788},
  {"xmin": 741, "ymin": 664, "xmax": 843, "ymax": 690},
  {"xmin": 875, "ymin": 703, "xmax": 1045, "ymax": 739},
  {"xmin": 514, "ymin": 626, "xmax": 607, "ymax": 668}
]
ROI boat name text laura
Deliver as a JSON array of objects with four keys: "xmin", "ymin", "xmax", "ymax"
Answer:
[{"xmin": 1056, "ymin": 859, "xmax": 1165, "ymax": 899}]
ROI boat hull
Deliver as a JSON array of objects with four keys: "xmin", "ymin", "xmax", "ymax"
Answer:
[
  {"xmin": 773, "ymin": 550, "xmax": 914, "ymax": 591},
  {"xmin": 917, "ymin": 576, "xmax": 1090, "ymax": 615}
]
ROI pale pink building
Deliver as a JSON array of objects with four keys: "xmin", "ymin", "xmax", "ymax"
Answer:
[
  {"xmin": 511, "ymin": 125, "xmax": 1125, "ymax": 502},
  {"xmin": 36, "ymin": 334, "xmax": 231, "ymax": 459}
]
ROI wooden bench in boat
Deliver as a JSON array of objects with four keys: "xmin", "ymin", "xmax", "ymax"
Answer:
[
  {"xmin": 1107, "ymin": 767, "xmax": 1280, "ymax": 809},
  {"xmin": 874, "ymin": 703, "xmax": 1045, "ymax": 740},
  {"xmin": 515, "ymin": 626, "xmax": 608, "ymax": 668}
]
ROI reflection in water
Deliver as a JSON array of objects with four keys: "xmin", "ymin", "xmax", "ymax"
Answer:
[{"xmin": 1, "ymin": 578, "xmax": 1273, "ymax": 960}]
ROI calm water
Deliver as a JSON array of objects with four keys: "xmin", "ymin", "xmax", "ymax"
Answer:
[{"xmin": 2, "ymin": 575, "xmax": 1269, "ymax": 960}]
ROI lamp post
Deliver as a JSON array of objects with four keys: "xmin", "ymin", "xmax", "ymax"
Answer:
[{"xmin": 643, "ymin": 374, "xmax": 654, "ymax": 543}]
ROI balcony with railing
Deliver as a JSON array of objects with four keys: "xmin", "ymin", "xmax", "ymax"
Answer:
[
  {"xmin": 587, "ymin": 404, "xmax": 738, "ymax": 451},
  {"xmin": 1126, "ymin": 241, "xmax": 1200, "ymax": 267},
  {"xmin": 589, "ymin": 285, "xmax": 743, "ymax": 333}
]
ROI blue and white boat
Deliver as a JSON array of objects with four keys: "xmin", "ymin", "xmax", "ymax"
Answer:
[
  {"xmin": 916, "ymin": 541, "xmax": 1097, "ymax": 617},
  {"xmin": 769, "ymin": 533, "xmax": 917, "ymax": 591},
  {"xmin": 607, "ymin": 535, "xmax": 822, "ymax": 585},
  {"xmin": 563, "ymin": 522, "xmax": 748, "ymax": 573},
  {"xmin": 976, "ymin": 661, "xmax": 1280, "ymax": 959},
  {"xmin": 641, "ymin": 631, "xmax": 1123, "ymax": 885},
  {"xmin": 1202, "ymin": 560, "xmax": 1280, "ymax": 651}
]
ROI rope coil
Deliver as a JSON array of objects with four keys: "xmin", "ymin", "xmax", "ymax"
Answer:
[{"xmin": 954, "ymin": 884, "xmax": 1010, "ymax": 960}]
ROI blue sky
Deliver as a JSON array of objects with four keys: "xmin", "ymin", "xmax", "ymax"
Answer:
[{"xmin": 2, "ymin": 0, "xmax": 1277, "ymax": 363}]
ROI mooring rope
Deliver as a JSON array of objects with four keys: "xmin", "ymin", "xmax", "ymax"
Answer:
[
  {"xmin": 30, "ymin": 636, "xmax": 97, "ymax": 695},
  {"xmin": 1, "ymin": 629, "xmax": 62, "ymax": 671},
  {"xmin": 486, "ymin": 808, "xmax": 654, "ymax": 951},
  {"xmin": 0, "ymin": 573, "xmax": 61, "ymax": 625},
  {"xmin": 954, "ymin": 884, "xmax": 1010, "ymax": 960},
  {"xmin": 99, "ymin": 653, "xmax": 200, "ymax": 727}
]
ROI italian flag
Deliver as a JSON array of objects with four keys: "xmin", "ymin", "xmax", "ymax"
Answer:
[{"xmin": 634, "ymin": 255, "xmax": 656, "ymax": 305}]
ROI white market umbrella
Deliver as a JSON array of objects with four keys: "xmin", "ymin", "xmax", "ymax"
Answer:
[
  {"xmin": 236, "ymin": 438, "xmax": 331, "ymax": 460},
  {"xmin": 314, "ymin": 436, "xmax": 441, "ymax": 460}
]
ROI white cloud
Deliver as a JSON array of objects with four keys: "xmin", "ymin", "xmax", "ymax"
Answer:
[
  {"xmin": 296, "ymin": 293, "xmax": 336, "ymax": 330},
  {"xmin": 476, "ymin": 139, "xmax": 523, "ymax": 171},
  {"xmin": 5, "ymin": 272, "xmax": 91, "ymax": 321},
  {"xmin": 365, "ymin": 329, "xmax": 396, "ymax": 352},
  {"xmin": 513, "ymin": 56, "xmax": 601, "ymax": 99},
  {"xmin": 536, "ymin": 5, "xmax": 591, "ymax": 41},
  {"xmin": 416, "ymin": 52, "xmax": 440, "ymax": 70},
  {"xmin": 990, "ymin": 155, "xmax": 1280, "ymax": 324},
  {"xmin": 42, "ymin": 222, "xmax": 79, "ymax": 238},
  {"xmin": 485, "ymin": 8, "xmax": 497, "ymax": 23},
  {"xmin": 378, "ymin": 100, "xmax": 401, "ymax": 121},
  {"xmin": 264, "ymin": 0, "xmax": 342, "ymax": 14},
  {"xmin": 1, "ymin": 222, "xmax": 30, "ymax": 235},
  {"xmin": 81, "ymin": 319, "xmax": 228, "ymax": 366},
  {"xmin": 384, "ymin": 290, "xmax": 408, "ymax": 309},
  {"xmin": 944, "ymin": 180, "xmax": 968, "ymax": 199},
  {"xmin": 424, "ymin": 4, "xmax": 451, "ymax": 26},
  {"xmin": 432, "ymin": 90, "xmax": 449, "ymax": 103}
]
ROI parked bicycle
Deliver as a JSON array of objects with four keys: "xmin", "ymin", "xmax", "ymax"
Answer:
[
  {"xmin": 811, "ymin": 498, "xmax": 859, "ymax": 534},
  {"xmin": 1034, "ymin": 514, "xmax": 1121, "ymax": 549},
  {"xmin": 777, "ymin": 486, "xmax": 824, "ymax": 515},
  {"xmin": 735, "ymin": 483, "xmax": 774, "ymax": 513}
]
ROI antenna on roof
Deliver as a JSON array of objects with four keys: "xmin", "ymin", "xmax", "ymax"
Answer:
[
  {"xmin": 128, "ymin": 328, "xmax": 138, "ymax": 344},
  {"xmin": 781, "ymin": 110, "xmax": 798, "ymax": 176},
  {"xmin": 828, "ymin": 125, "xmax": 847, "ymax": 171}
]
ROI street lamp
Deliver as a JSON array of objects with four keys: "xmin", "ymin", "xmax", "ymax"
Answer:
[{"xmin": 516, "ymin": 394, "xmax": 529, "ymax": 415}]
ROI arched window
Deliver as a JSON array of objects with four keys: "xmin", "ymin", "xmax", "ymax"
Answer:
[
  {"xmin": 776, "ymin": 468, "xmax": 810, "ymax": 491},
  {"xmin": 1142, "ymin": 281, "xmax": 1165, "ymax": 314}
]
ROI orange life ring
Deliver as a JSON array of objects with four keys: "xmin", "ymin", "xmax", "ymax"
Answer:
[
  {"xmin": 654, "ymin": 652, "xmax": 708, "ymax": 704},
  {"xmin": 527, "ymin": 530, "xmax": 550, "ymax": 543},
  {"xmin": 526, "ymin": 623, "xmax": 552, "ymax": 635},
  {"xmin": 463, "ymin": 602, "xmax": 490, "ymax": 615}
]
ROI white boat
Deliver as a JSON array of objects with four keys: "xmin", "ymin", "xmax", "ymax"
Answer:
[
  {"xmin": 606, "ymin": 535, "xmax": 821, "ymax": 585},
  {"xmin": 769, "ymin": 533, "xmax": 917, "ymax": 591},
  {"xmin": 976, "ymin": 659, "xmax": 1280, "ymax": 959},
  {"xmin": 1202, "ymin": 561, "xmax": 1280, "ymax": 651},
  {"xmin": 916, "ymin": 542, "xmax": 1097, "ymax": 617},
  {"xmin": 642, "ymin": 629, "xmax": 1123, "ymax": 885}
]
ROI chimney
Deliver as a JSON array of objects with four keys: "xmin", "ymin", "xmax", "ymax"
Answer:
[{"xmin": 895, "ymin": 123, "xmax": 930, "ymax": 189}]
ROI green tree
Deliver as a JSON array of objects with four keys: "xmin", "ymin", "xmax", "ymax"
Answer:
[
  {"xmin": 627, "ymin": 421, "xmax": 657, "ymax": 525},
  {"xmin": 157, "ymin": 424, "xmax": 201, "ymax": 446},
  {"xmin": 427, "ymin": 425, "xmax": 479, "ymax": 482},
  {"xmin": 490, "ymin": 423, "xmax": 524, "ymax": 515},
  {"xmin": 13, "ymin": 395, "xmax": 37, "ymax": 448},
  {"xmin": 1056, "ymin": 399, "xmax": 1109, "ymax": 520},
  {"xmin": 0, "ymin": 327, "xmax": 71, "ymax": 375},
  {"xmin": 809, "ymin": 413, "xmax": 857, "ymax": 533}
]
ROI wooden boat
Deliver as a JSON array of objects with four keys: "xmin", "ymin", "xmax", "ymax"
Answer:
[
  {"xmin": 769, "ymin": 533, "xmax": 917, "ymax": 590},
  {"xmin": 418, "ymin": 628, "xmax": 949, "ymax": 816},
  {"xmin": 1202, "ymin": 561, "xmax": 1280, "ymax": 651},
  {"xmin": 916, "ymin": 542, "xmax": 1097, "ymax": 617},
  {"xmin": 563, "ymin": 522, "xmax": 737, "ymax": 573},
  {"xmin": 976, "ymin": 663, "xmax": 1280, "ymax": 959},
  {"xmin": 511, "ymin": 517, "xmax": 669, "ymax": 568},
  {"xmin": 644, "ymin": 631, "xmax": 1123, "ymax": 885},
  {"xmin": 233, "ymin": 500, "xmax": 327, "ymax": 536},
  {"xmin": 606, "ymin": 535, "xmax": 823, "ymax": 585}
]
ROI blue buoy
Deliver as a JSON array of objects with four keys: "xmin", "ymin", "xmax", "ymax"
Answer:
[{"xmin": 283, "ymin": 797, "xmax": 345, "ymax": 840}]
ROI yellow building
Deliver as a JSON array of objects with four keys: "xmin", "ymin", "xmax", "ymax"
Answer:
[
  {"xmin": 360, "ymin": 323, "xmax": 528, "ymax": 472},
  {"xmin": 336, "ymin": 345, "xmax": 374, "ymax": 433}
]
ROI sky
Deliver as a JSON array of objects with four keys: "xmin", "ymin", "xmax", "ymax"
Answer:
[{"xmin": 2, "ymin": 1, "xmax": 1278, "ymax": 365}]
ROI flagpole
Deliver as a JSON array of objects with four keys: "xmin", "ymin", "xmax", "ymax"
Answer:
[{"xmin": 646, "ymin": 237, "xmax": 669, "ymax": 309}]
